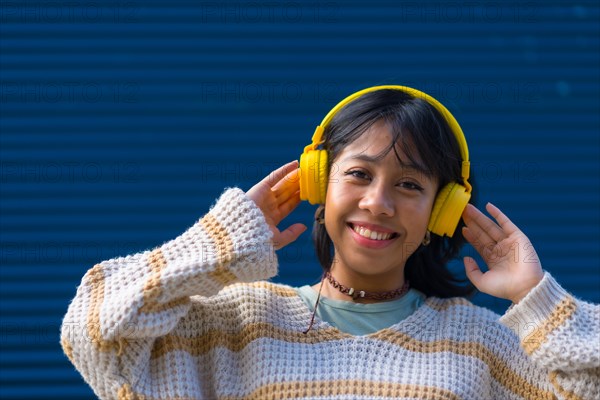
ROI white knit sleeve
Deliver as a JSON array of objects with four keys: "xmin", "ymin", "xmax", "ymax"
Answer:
[
  {"xmin": 60, "ymin": 188, "xmax": 277, "ymax": 399},
  {"xmin": 499, "ymin": 273, "xmax": 600, "ymax": 400}
]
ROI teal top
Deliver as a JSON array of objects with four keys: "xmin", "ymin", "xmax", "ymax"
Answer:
[{"xmin": 296, "ymin": 285, "xmax": 426, "ymax": 336}]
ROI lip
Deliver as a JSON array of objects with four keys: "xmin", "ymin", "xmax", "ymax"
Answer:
[{"xmin": 347, "ymin": 222, "xmax": 399, "ymax": 249}]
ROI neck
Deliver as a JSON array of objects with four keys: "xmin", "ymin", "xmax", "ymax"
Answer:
[{"xmin": 318, "ymin": 267, "xmax": 407, "ymax": 304}]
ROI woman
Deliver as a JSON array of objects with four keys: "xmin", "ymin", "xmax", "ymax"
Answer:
[{"xmin": 61, "ymin": 87, "xmax": 599, "ymax": 399}]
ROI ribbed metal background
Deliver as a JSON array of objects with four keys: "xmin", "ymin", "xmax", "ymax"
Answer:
[{"xmin": 1, "ymin": 1, "xmax": 598, "ymax": 398}]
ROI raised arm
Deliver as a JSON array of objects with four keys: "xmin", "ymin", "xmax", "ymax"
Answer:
[
  {"xmin": 462, "ymin": 203, "xmax": 600, "ymax": 399},
  {"xmin": 60, "ymin": 161, "xmax": 305, "ymax": 399}
]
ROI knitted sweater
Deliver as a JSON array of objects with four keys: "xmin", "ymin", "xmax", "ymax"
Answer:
[{"xmin": 61, "ymin": 188, "xmax": 600, "ymax": 400}]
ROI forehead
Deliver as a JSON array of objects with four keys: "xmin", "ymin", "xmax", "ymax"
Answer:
[
  {"xmin": 339, "ymin": 120, "xmax": 394, "ymax": 154},
  {"xmin": 334, "ymin": 120, "xmax": 435, "ymax": 181}
]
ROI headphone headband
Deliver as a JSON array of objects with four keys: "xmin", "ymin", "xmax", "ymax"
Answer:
[{"xmin": 308, "ymin": 85, "xmax": 471, "ymax": 189}]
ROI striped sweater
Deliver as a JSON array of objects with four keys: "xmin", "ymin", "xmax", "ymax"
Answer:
[{"xmin": 61, "ymin": 188, "xmax": 600, "ymax": 400}]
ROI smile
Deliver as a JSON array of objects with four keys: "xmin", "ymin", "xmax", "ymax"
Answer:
[{"xmin": 349, "ymin": 223, "xmax": 398, "ymax": 241}]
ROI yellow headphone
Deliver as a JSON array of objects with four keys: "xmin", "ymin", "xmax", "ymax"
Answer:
[{"xmin": 299, "ymin": 85, "xmax": 472, "ymax": 238}]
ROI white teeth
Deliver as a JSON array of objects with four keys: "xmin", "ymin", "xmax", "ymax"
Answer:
[{"xmin": 352, "ymin": 225, "xmax": 393, "ymax": 241}]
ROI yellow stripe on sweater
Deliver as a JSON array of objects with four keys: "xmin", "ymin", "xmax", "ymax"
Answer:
[
  {"xmin": 240, "ymin": 281, "xmax": 298, "ymax": 297},
  {"xmin": 139, "ymin": 249, "xmax": 190, "ymax": 314},
  {"xmin": 523, "ymin": 295, "xmax": 577, "ymax": 355},
  {"xmin": 201, "ymin": 213, "xmax": 238, "ymax": 286},
  {"xmin": 118, "ymin": 380, "xmax": 463, "ymax": 400},
  {"xmin": 85, "ymin": 264, "xmax": 127, "ymax": 353},
  {"xmin": 222, "ymin": 380, "xmax": 463, "ymax": 400}
]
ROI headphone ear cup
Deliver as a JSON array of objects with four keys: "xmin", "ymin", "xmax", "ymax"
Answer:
[
  {"xmin": 316, "ymin": 150, "xmax": 328, "ymax": 204},
  {"xmin": 428, "ymin": 182, "xmax": 471, "ymax": 237},
  {"xmin": 299, "ymin": 149, "xmax": 328, "ymax": 204}
]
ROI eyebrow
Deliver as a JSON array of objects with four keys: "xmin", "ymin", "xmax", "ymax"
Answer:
[{"xmin": 341, "ymin": 153, "xmax": 433, "ymax": 178}]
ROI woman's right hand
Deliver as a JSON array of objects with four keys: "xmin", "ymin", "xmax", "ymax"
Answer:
[{"xmin": 246, "ymin": 161, "xmax": 307, "ymax": 250}]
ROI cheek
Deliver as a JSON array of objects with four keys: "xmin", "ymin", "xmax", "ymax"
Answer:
[
  {"xmin": 324, "ymin": 184, "xmax": 350, "ymax": 224},
  {"xmin": 323, "ymin": 184, "xmax": 357, "ymax": 238},
  {"xmin": 325, "ymin": 172, "xmax": 356, "ymax": 205},
  {"xmin": 403, "ymin": 194, "xmax": 437, "ymax": 227},
  {"xmin": 416, "ymin": 196, "xmax": 436, "ymax": 215},
  {"xmin": 325, "ymin": 165, "xmax": 343, "ymax": 197}
]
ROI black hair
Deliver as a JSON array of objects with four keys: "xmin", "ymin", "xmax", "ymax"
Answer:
[{"xmin": 312, "ymin": 89, "xmax": 475, "ymax": 298}]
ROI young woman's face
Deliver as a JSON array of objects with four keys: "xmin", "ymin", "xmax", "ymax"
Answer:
[{"xmin": 324, "ymin": 120, "xmax": 438, "ymax": 278}]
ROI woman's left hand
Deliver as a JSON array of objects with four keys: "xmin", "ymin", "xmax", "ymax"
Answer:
[{"xmin": 461, "ymin": 203, "xmax": 544, "ymax": 304}]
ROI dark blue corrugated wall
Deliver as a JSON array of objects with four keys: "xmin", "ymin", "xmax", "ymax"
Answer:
[{"xmin": 1, "ymin": 1, "xmax": 598, "ymax": 398}]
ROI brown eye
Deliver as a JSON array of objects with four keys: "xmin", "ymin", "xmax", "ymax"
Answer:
[
  {"xmin": 344, "ymin": 170, "xmax": 370, "ymax": 180},
  {"xmin": 398, "ymin": 181, "xmax": 424, "ymax": 192}
]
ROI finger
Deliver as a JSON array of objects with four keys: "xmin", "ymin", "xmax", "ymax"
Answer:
[
  {"xmin": 463, "ymin": 204, "xmax": 505, "ymax": 243},
  {"xmin": 273, "ymin": 169, "xmax": 300, "ymax": 201},
  {"xmin": 263, "ymin": 161, "xmax": 299, "ymax": 189},
  {"xmin": 464, "ymin": 256, "xmax": 484, "ymax": 290},
  {"xmin": 485, "ymin": 203, "xmax": 520, "ymax": 235},
  {"xmin": 274, "ymin": 223, "xmax": 307, "ymax": 249},
  {"xmin": 462, "ymin": 214, "xmax": 497, "ymax": 250},
  {"xmin": 276, "ymin": 191, "xmax": 302, "ymax": 220},
  {"xmin": 462, "ymin": 227, "xmax": 498, "ymax": 263}
]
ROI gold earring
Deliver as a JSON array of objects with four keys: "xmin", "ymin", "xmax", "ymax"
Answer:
[
  {"xmin": 314, "ymin": 205, "xmax": 325, "ymax": 224},
  {"xmin": 422, "ymin": 230, "xmax": 431, "ymax": 246}
]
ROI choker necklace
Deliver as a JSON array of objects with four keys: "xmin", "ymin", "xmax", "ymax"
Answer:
[{"xmin": 325, "ymin": 271, "xmax": 410, "ymax": 301}]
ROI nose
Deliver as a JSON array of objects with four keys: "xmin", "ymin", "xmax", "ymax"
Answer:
[{"xmin": 358, "ymin": 181, "xmax": 395, "ymax": 216}]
